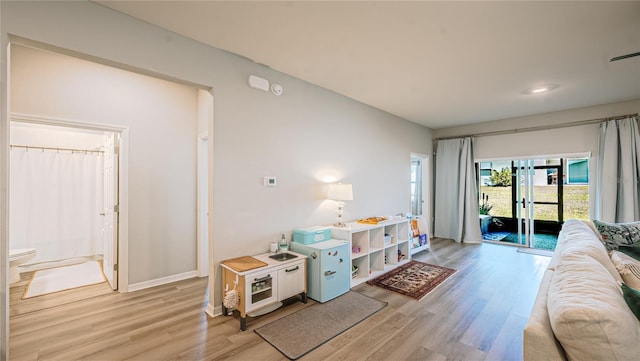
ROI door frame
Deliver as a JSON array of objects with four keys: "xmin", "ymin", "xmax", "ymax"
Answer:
[
  {"xmin": 410, "ymin": 152, "xmax": 430, "ymax": 231},
  {"xmin": 479, "ymin": 154, "xmax": 590, "ymax": 249},
  {"xmin": 197, "ymin": 133, "xmax": 209, "ymax": 277},
  {"xmin": 102, "ymin": 131, "xmax": 119, "ymax": 290},
  {"xmin": 9, "ymin": 113, "xmax": 130, "ymax": 292},
  {"xmin": 512, "ymin": 159, "xmax": 564, "ymax": 240}
]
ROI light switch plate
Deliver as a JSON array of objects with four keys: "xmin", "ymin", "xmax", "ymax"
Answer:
[{"xmin": 264, "ymin": 176, "xmax": 277, "ymax": 187}]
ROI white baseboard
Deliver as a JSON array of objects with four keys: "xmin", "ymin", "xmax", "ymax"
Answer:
[{"xmin": 127, "ymin": 270, "xmax": 198, "ymax": 292}]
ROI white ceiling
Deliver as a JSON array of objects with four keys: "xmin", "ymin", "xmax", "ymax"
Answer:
[{"xmin": 96, "ymin": 1, "xmax": 640, "ymax": 129}]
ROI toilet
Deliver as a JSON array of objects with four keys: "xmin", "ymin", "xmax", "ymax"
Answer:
[{"xmin": 9, "ymin": 248, "xmax": 36, "ymax": 284}]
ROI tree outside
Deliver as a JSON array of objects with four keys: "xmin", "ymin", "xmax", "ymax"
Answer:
[{"xmin": 490, "ymin": 167, "xmax": 511, "ymax": 187}]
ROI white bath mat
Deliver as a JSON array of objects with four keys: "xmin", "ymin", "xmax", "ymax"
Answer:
[{"xmin": 23, "ymin": 261, "xmax": 105, "ymax": 299}]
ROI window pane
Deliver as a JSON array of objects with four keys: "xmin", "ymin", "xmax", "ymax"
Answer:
[
  {"xmin": 567, "ymin": 158, "xmax": 589, "ymax": 184},
  {"xmin": 530, "ymin": 185, "xmax": 558, "ymax": 203},
  {"xmin": 533, "ymin": 204, "xmax": 558, "ymax": 221},
  {"xmin": 479, "ymin": 185, "xmax": 511, "ymax": 218},
  {"xmin": 564, "ymin": 185, "xmax": 590, "ymax": 220}
]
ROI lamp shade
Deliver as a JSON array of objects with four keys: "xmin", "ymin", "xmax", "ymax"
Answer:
[{"xmin": 327, "ymin": 183, "xmax": 353, "ymax": 201}]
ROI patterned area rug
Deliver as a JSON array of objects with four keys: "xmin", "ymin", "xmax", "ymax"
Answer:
[{"xmin": 366, "ymin": 260, "xmax": 456, "ymax": 300}]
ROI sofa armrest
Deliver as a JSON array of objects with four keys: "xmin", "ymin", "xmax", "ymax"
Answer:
[
  {"xmin": 523, "ymin": 270, "xmax": 566, "ymax": 361},
  {"xmin": 583, "ymin": 220, "xmax": 604, "ymax": 242}
]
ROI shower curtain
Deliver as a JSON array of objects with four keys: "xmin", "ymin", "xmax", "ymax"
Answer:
[{"xmin": 9, "ymin": 147, "xmax": 104, "ymax": 264}]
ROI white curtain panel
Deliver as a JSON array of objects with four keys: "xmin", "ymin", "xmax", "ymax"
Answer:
[
  {"xmin": 9, "ymin": 148, "xmax": 104, "ymax": 264},
  {"xmin": 597, "ymin": 116, "xmax": 640, "ymax": 222},
  {"xmin": 434, "ymin": 138, "xmax": 482, "ymax": 243}
]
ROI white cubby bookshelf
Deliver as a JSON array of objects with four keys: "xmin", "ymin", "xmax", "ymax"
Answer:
[{"xmin": 331, "ymin": 217, "xmax": 412, "ymax": 287}]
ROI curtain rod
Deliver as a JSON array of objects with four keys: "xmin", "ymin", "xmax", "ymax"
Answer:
[
  {"xmin": 433, "ymin": 112, "xmax": 638, "ymax": 141},
  {"xmin": 10, "ymin": 144, "xmax": 104, "ymax": 154}
]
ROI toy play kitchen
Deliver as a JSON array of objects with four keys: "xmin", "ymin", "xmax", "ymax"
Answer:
[
  {"xmin": 220, "ymin": 250, "xmax": 307, "ymax": 331},
  {"xmin": 290, "ymin": 226, "xmax": 350, "ymax": 303}
]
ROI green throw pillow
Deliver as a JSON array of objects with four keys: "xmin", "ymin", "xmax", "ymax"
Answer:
[
  {"xmin": 619, "ymin": 243, "xmax": 640, "ymax": 261},
  {"xmin": 621, "ymin": 283, "xmax": 640, "ymax": 321},
  {"xmin": 593, "ymin": 220, "xmax": 640, "ymax": 255}
]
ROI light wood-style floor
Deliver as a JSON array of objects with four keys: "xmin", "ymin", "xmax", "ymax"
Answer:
[{"xmin": 9, "ymin": 238, "xmax": 550, "ymax": 360}]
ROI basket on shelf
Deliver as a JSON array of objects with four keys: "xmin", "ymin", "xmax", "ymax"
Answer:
[{"xmin": 384, "ymin": 234, "xmax": 393, "ymax": 244}]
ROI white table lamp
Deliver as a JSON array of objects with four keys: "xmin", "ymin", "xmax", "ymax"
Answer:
[{"xmin": 327, "ymin": 183, "xmax": 353, "ymax": 227}]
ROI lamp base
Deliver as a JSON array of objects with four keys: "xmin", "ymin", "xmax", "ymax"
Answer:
[{"xmin": 335, "ymin": 201, "xmax": 346, "ymax": 227}]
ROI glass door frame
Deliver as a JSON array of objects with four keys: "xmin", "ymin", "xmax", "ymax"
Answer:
[
  {"xmin": 513, "ymin": 160, "xmax": 534, "ymax": 247},
  {"xmin": 512, "ymin": 159, "xmax": 564, "ymax": 248}
]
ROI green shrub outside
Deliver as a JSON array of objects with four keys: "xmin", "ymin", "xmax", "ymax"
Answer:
[{"xmin": 490, "ymin": 167, "xmax": 512, "ymax": 186}]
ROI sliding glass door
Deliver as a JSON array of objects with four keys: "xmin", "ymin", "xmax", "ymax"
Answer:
[
  {"xmin": 513, "ymin": 160, "xmax": 534, "ymax": 246},
  {"xmin": 512, "ymin": 159, "xmax": 563, "ymax": 248},
  {"xmin": 479, "ymin": 157, "xmax": 588, "ymax": 251}
]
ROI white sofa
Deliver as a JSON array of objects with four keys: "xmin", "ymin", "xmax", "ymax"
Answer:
[{"xmin": 523, "ymin": 220, "xmax": 640, "ymax": 361}]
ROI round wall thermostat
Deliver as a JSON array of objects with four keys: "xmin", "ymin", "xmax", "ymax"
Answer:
[{"xmin": 271, "ymin": 83, "xmax": 283, "ymax": 96}]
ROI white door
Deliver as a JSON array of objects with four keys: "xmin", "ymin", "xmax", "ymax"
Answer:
[
  {"xmin": 514, "ymin": 159, "xmax": 536, "ymax": 247},
  {"xmin": 103, "ymin": 132, "xmax": 119, "ymax": 290}
]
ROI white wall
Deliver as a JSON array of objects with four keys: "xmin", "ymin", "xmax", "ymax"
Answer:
[
  {"xmin": 10, "ymin": 45, "xmax": 199, "ymax": 284},
  {"xmin": 0, "ymin": 0, "xmax": 434, "ymax": 344}
]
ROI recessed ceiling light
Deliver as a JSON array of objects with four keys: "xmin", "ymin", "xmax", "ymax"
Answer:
[{"xmin": 523, "ymin": 84, "xmax": 558, "ymax": 95}]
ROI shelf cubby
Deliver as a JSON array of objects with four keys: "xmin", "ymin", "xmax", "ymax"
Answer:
[
  {"xmin": 370, "ymin": 227, "xmax": 384, "ymax": 250},
  {"xmin": 384, "ymin": 246, "xmax": 397, "ymax": 267},
  {"xmin": 351, "ymin": 256, "xmax": 369, "ymax": 284},
  {"xmin": 370, "ymin": 248, "xmax": 385, "ymax": 273},
  {"xmin": 397, "ymin": 221, "xmax": 409, "ymax": 242},
  {"xmin": 352, "ymin": 230, "xmax": 369, "ymax": 254},
  {"xmin": 398, "ymin": 241, "xmax": 410, "ymax": 263},
  {"xmin": 384, "ymin": 224, "xmax": 397, "ymax": 244}
]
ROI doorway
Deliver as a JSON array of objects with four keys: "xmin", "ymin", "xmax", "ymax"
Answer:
[
  {"xmin": 9, "ymin": 120, "xmax": 122, "ymax": 297},
  {"xmin": 410, "ymin": 156, "xmax": 423, "ymax": 216},
  {"xmin": 6, "ymin": 42, "xmax": 214, "ymax": 348},
  {"xmin": 478, "ymin": 156, "xmax": 590, "ymax": 250},
  {"xmin": 510, "ymin": 159, "xmax": 562, "ymax": 249}
]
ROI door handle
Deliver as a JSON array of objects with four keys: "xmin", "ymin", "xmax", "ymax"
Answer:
[
  {"xmin": 254, "ymin": 275, "xmax": 271, "ymax": 282},
  {"xmin": 285, "ymin": 266, "xmax": 299, "ymax": 273},
  {"xmin": 522, "ymin": 198, "xmax": 526, "ymax": 208},
  {"xmin": 324, "ymin": 270, "xmax": 336, "ymax": 276}
]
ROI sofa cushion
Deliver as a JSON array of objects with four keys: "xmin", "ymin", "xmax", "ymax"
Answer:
[
  {"xmin": 593, "ymin": 220, "xmax": 640, "ymax": 259},
  {"xmin": 550, "ymin": 220, "xmax": 622, "ymax": 283},
  {"xmin": 523, "ymin": 269, "xmax": 566, "ymax": 361},
  {"xmin": 611, "ymin": 250, "xmax": 640, "ymax": 289},
  {"xmin": 548, "ymin": 252, "xmax": 640, "ymax": 361},
  {"xmin": 622, "ymin": 283, "xmax": 640, "ymax": 321}
]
